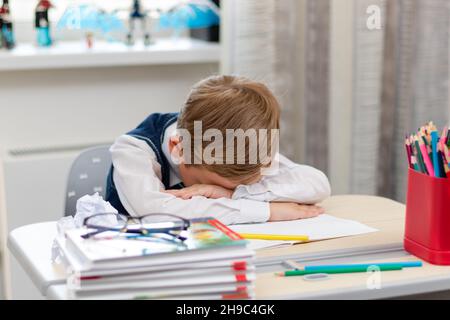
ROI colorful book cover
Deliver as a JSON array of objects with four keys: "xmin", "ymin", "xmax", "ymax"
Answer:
[
  {"xmin": 65, "ymin": 217, "xmax": 249, "ymax": 263},
  {"xmin": 186, "ymin": 218, "xmax": 247, "ymax": 249}
]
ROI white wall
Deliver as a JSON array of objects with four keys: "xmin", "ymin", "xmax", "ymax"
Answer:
[{"xmin": 0, "ymin": 64, "xmax": 218, "ymax": 149}]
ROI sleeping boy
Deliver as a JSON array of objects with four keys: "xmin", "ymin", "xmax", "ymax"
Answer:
[{"xmin": 106, "ymin": 75, "xmax": 331, "ymax": 225}]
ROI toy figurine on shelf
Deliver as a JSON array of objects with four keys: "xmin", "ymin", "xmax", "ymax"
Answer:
[
  {"xmin": 0, "ymin": 8, "xmax": 2, "ymax": 49},
  {"xmin": 114, "ymin": 0, "xmax": 154, "ymax": 46},
  {"xmin": 35, "ymin": 0, "xmax": 54, "ymax": 47},
  {"xmin": 128, "ymin": 0, "xmax": 152, "ymax": 46},
  {"xmin": 158, "ymin": 0, "xmax": 220, "ymax": 38},
  {"xmin": 0, "ymin": 0, "xmax": 15, "ymax": 49},
  {"xmin": 57, "ymin": 4, "xmax": 124, "ymax": 49}
]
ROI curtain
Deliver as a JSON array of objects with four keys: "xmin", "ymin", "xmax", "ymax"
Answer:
[
  {"xmin": 377, "ymin": 0, "xmax": 450, "ymax": 200},
  {"xmin": 303, "ymin": 0, "xmax": 330, "ymax": 173},
  {"xmin": 225, "ymin": 0, "xmax": 450, "ymax": 201},
  {"xmin": 225, "ymin": 0, "xmax": 330, "ymax": 174},
  {"xmin": 226, "ymin": 0, "xmax": 298, "ymax": 160},
  {"xmin": 350, "ymin": 0, "xmax": 386, "ymax": 195}
]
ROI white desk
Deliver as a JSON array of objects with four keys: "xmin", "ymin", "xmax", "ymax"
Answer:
[
  {"xmin": 7, "ymin": 222, "xmax": 65, "ymax": 297},
  {"xmin": 7, "ymin": 195, "xmax": 450, "ymax": 300}
]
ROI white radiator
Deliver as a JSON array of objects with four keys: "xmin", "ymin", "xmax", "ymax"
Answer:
[{"xmin": 0, "ymin": 143, "xmax": 109, "ymax": 299}]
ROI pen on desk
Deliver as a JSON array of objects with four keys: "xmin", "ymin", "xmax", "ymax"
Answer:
[
  {"xmin": 275, "ymin": 265, "xmax": 403, "ymax": 277},
  {"xmin": 303, "ymin": 261, "xmax": 423, "ymax": 272},
  {"xmin": 239, "ymin": 234, "xmax": 309, "ymax": 242}
]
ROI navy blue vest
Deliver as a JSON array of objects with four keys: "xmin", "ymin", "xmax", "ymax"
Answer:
[{"xmin": 106, "ymin": 113, "xmax": 181, "ymax": 215}]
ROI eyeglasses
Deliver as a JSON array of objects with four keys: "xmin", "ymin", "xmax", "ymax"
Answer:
[{"xmin": 82, "ymin": 213, "xmax": 191, "ymax": 245}]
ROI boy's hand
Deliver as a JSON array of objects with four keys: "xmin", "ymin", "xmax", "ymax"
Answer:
[
  {"xmin": 164, "ymin": 184, "xmax": 234, "ymax": 200},
  {"xmin": 269, "ymin": 202, "xmax": 324, "ymax": 221}
]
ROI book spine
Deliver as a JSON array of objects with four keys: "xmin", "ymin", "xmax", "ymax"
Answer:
[{"xmin": 232, "ymin": 261, "xmax": 247, "ymax": 271}]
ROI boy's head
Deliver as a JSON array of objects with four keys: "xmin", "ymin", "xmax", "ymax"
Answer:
[{"xmin": 170, "ymin": 75, "xmax": 280, "ymax": 189}]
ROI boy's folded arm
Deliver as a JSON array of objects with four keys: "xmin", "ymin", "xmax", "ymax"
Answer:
[
  {"xmin": 138, "ymin": 195, "xmax": 270, "ymax": 226},
  {"xmin": 115, "ymin": 173, "xmax": 270, "ymax": 225},
  {"xmin": 232, "ymin": 154, "xmax": 331, "ymax": 204}
]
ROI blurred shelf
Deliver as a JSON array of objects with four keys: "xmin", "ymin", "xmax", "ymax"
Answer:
[{"xmin": 0, "ymin": 38, "xmax": 221, "ymax": 72}]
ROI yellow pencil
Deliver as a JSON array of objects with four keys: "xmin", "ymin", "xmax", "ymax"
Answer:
[{"xmin": 239, "ymin": 233, "xmax": 309, "ymax": 242}]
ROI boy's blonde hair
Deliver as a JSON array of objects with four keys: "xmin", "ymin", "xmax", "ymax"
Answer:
[{"xmin": 178, "ymin": 75, "xmax": 280, "ymax": 183}]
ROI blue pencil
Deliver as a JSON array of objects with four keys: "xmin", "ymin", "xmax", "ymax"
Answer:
[
  {"xmin": 431, "ymin": 131, "xmax": 441, "ymax": 177},
  {"xmin": 303, "ymin": 261, "xmax": 423, "ymax": 271}
]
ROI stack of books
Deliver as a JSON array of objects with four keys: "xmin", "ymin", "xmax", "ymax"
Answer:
[{"xmin": 56, "ymin": 218, "xmax": 255, "ymax": 300}]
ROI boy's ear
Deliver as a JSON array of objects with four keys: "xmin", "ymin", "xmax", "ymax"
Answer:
[
  {"xmin": 168, "ymin": 135, "xmax": 180, "ymax": 151},
  {"xmin": 169, "ymin": 135, "xmax": 183, "ymax": 164}
]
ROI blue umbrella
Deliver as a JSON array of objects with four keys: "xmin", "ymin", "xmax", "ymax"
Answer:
[{"xmin": 159, "ymin": 0, "xmax": 220, "ymax": 32}]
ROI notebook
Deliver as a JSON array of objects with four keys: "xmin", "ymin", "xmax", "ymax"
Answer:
[{"xmin": 229, "ymin": 214, "xmax": 378, "ymax": 250}]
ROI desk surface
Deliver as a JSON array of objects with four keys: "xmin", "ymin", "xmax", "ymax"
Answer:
[
  {"xmin": 8, "ymin": 195, "xmax": 450, "ymax": 300},
  {"xmin": 7, "ymin": 221, "xmax": 65, "ymax": 295}
]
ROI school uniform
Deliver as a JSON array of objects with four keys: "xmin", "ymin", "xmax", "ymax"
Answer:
[{"xmin": 106, "ymin": 113, "xmax": 331, "ymax": 225}]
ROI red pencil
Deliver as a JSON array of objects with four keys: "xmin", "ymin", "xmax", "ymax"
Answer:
[
  {"xmin": 405, "ymin": 136, "xmax": 413, "ymax": 168},
  {"xmin": 440, "ymin": 143, "xmax": 450, "ymax": 178},
  {"xmin": 441, "ymin": 126, "xmax": 448, "ymax": 146}
]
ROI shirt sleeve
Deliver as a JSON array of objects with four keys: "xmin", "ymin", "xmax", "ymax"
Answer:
[
  {"xmin": 110, "ymin": 135, "xmax": 270, "ymax": 225},
  {"xmin": 232, "ymin": 154, "xmax": 331, "ymax": 204}
]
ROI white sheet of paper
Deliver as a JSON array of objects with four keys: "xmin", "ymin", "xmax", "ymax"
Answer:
[{"xmin": 229, "ymin": 214, "xmax": 378, "ymax": 250}]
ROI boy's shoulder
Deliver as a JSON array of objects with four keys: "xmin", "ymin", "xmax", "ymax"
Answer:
[{"xmin": 128, "ymin": 113, "xmax": 179, "ymax": 137}]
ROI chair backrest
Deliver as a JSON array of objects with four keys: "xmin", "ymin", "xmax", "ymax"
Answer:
[{"xmin": 65, "ymin": 146, "xmax": 112, "ymax": 216}]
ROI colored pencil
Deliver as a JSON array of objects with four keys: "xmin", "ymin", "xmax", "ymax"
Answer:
[
  {"xmin": 447, "ymin": 129, "xmax": 450, "ymax": 147},
  {"xmin": 303, "ymin": 261, "xmax": 423, "ymax": 271},
  {"xmin": 414, "ymin": 137, "xmax": 427, "ymax": 174},
  {"xmin": 442, "ymin": 145, "xmax": 450, "ymax": 178},
  {"xmin": 239, "ymin": 234, "xmax": 309, "ymax": 242},
  {"xmin": 418, "ymin": 137, "xmax": 435, "ymax": 176},
  {"xmin": 411, "ymin": 156, "xmax": 420, "ymax": 172},
  {"xmin": 406, "ymin": 123, "xmax": 450, "ymax": 178},
  {"xmin": 444, "ymin": 145, "xmax": 450, "ymax": 164},
  {"xmin": 405, "ymin": 136, "xmax": 413, "ymax": 168},
  {"xmin": 431, "ymin": 131, "xmax": 441, "ymax": 177},
  {"xmin": 441, "ymin": 144, "xmax": 450, "ymax": 166},
  {"xmin": 441, "ymin": 126, "xmax": 448, "ymax": 147},
  {"xmin": 444, "ymin": 162, "xmax": 450, "ymax": 179},
  {"xmin": 275, "ymin": 265, "xmax": 403, "ymax": 277}
]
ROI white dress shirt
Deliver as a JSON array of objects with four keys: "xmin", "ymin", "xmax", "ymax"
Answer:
[{"xmin": 110, "ymin": 123, "xmax": 331, "ymax": 225}]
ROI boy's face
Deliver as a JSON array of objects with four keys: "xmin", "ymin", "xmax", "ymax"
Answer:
[
  {"xmin": 178, "ymin": 164, "xmax": 261, "ymax": 190},
  {"xmin": 179, "ymin": 164, "xmax": 239, "ymax": 189}
]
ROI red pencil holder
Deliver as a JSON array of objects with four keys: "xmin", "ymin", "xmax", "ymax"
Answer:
[{"xmin": 404, "ymin": 168, "xmax": 450, "ymax": 265}]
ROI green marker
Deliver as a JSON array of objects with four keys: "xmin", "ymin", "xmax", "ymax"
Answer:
[{"xmin": 276, "ymin": 265, "xmax": 403, "ymax": 277}]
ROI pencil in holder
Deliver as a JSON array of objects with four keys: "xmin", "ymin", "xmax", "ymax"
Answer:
[{"xmin": 404, "ymin": 168, "xmax": 450, "ymax": 265}]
